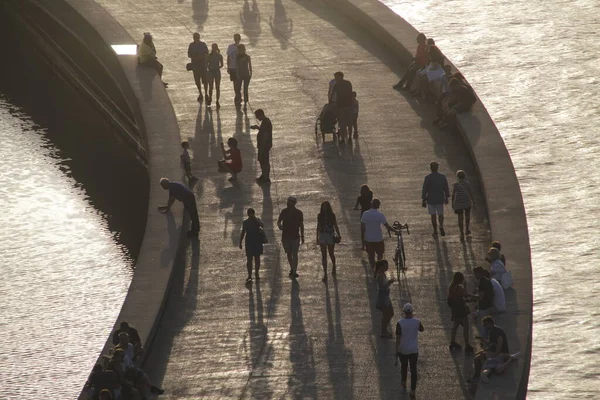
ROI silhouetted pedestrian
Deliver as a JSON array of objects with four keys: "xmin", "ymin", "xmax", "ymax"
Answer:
[
  {"xmin": 188, "ymin": 32, "xmax": 209, "ymax": 102},
  {"xmin": 227, "ymin": 33, "xmax": 242, "ymax": 103},
  {"xmin": 451, "ymin": 169, "xmax": 475, "ymax": 240},
  {"xmin": 207, "ymin": 43, "xmax": 224, "ymax": 108},
  {"xmin": 158, "ymin": 178, "xmax": 199, "ymax": 237},
  {"xmin": 422, "ymin": 161, "xmax": 449, "ymax": 236},
  {"xmin": 353, "ymin": 184, "xmax": 373, "ymax": 249},
  {"xmin": 277, "ymin": 196, "xmax": 304, "ymax": 279},
  {"xmin": 329, "ymin": 71, "xmax": 353, "ymax": 143},
  {"xmin": 239, "ymin": 208, "xmax": 264, "ymax": 282},
  {"xmin": 316, "ymin": 201, "xmax": 340, "ymax": 281},
  {"xmin": 236, "ymin": 44, "xmax": 253, "ymax": 107},
  {"xmin": 251, "ymin": 109, "xmax": 272, "ymax": 182}
]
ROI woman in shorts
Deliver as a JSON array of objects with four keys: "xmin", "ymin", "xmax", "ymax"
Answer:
[
  {"xmin": 451, "ymin": 170, "xmax": 475, "ymax": 240},
  {"xmin": 316, "ymin": 201, "xmax": 340, "ymax": 282}
]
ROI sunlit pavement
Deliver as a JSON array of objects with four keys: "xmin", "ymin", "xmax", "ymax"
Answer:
[{"xmin": 95, "ymin": 0, "xmax": 491, "ymax": 398}]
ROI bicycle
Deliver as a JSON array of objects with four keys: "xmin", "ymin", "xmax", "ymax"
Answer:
[{"xmin": 390, "ymin": 221, "xmax": 410, "ymax": 277}]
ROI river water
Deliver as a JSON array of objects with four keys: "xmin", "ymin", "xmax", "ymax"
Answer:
[{"xmin": 380, "ymin": 0, "xmax": 600, "ymax": 398}]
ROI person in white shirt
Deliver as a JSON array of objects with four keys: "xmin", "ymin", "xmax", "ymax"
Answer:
[
  {"xmin": 226, "ymin": 33, "xmax": 242, "ymax": 103},
  {"xmin": 116, "ymin": 332, "xmax": 135, "ymax": 369},
  {"xmin": 488, "ymin": 247, "xmax": 507, "ymax": 281},
  {"xmin": 395, "ymin": 303, "xmax": 424, "ymax": 398},
  {"xmin": 360, "ymin": 198, "xmax": 397, "ymax": 274}
]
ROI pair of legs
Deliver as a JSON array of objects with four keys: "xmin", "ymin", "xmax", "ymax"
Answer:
[
  {"xmin": 283, "ymin": 238, "xmax": 300, "ymax": 277},
  {"xmin": 246, "ymin": 254, "xmax": 260, "ymax": 279},
  {"xmin": 336, "ymin": 107, "xmax": 352, "ymax": 142},
  {"xmin": 456, "ymin": 207, "xmax": 471, "ymax": 239},
  {"xmin": 381, "ymin": 306, "xmax": 394, "ymax": 336},
  {"xmin": 427, "ymin": 204, "xmax": 445, "ymax": 235},
  {"xmin": 395, "ymin": 61, "xmax": 424, "ymax": 89},
  {"xmin": 366, "ymin": 241, "xmax": 384, "ymax": 275},
  {"xmin": 185, "ymin": 200, "xmax": 200, "ymax": 236},
  {"xmin": 351, "ymin": 114, "xmax": 358, "ymax": 137},
  {"xmin": 207, "ymin": 70, "xmax": 221, "ymax": 106},
  {"xmin": 193, "ymin": 68, "xmax": 208, "ymax": 98},
  {"xmin": 218, "ymin": 160, "xmax": 240, "ymax": 180},
  {"xmin": 473, "ymin": 352, "xmax": 516, "ymax": 382},
  {"xmin": 183, "ymin": 162, "xmax": 196, "ymax": 181},
  {"xmin": 235, "ymin": 75, "xmax": 251, "ymax": 104},
  {"xmin": 257, "ymin": 151, "xmax": 270, "ymax": 181},
  {"xmin": 399, "ymin": 352, "xmax": 419, "ymax": 393},
  {"xmin": 450, "ymin": 316, "xmax": 472, "ymax": 351},
  {"xmin": 319, "ymin": 243, "xmax": 336, "ymax": 280},
  {"xmin": 140, "ymin": 59, "xmax": 165, "ymax": 83}
]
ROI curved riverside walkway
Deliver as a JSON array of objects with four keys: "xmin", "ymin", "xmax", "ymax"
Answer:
[{"xmin": 93, "ymin": 0, "xmax": 516, "ymax": 398}]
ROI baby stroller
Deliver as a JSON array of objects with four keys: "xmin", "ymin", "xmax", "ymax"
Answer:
[{"xmin": 315, "ymin": 103, "xmax": 337, "ymax": 141}]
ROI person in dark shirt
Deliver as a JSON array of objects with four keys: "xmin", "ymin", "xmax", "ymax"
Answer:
[
  {"xmin": 277, "ymin": 196, "xmax": 304, "ymax": 279},
  {"xmin": 112, "ymin": 321, "xmax": 142, "ymax": 357},
  {"xmin": 421, "ymin": 161, "xmax": 450, "ymax": 236},
  {"xmin": 329, "ymin": 71, "xmax": 353, "ymax": 144},
  {"xmin": 251, "ymin": 109, "xmax": 272, "ymax": 182},
  {"xmin": 85, "ymin": 364, "xmax": 120, "ymax": 399},
  {"xmin": 469, "ymin": 317, "xmax": 520, "ymax": 383},
  {"xmin": 353, "ymin": 184, "xmax": 373, "ymax": 249},
  {"xmin": 188, "ymin": 32, "xmax": 209, "ymax": 102},
  {"xmin": 472, "ymin": 267, "xmax": 495, "ymax": 313},
  {"xmin": 158, "ymin": 178, "xmax": 199, "ymax": 237}
]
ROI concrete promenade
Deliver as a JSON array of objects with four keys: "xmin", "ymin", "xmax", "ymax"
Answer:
[{"xmin": 94, "ymin": 0, "xmax": 508, "ymax": 398}]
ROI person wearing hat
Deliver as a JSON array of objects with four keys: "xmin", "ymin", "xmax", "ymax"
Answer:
[
  {"xmin": 395, "ymin": 303, "xmax": 424, "ymax": 398},
  {"xmin": 277, "ymin": 196, "xmax": 304, "ymax": 279}
]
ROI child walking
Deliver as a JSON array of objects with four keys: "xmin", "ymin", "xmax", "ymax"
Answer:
[
  {"xmin": 180, "ymin": 141, "xmax": 197, "ymax": 182},
  {"xmin": 351, "ymin": 91, "xmax": 359, "ymax": 138}
]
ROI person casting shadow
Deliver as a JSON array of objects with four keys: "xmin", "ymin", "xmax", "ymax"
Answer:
[{"xmin": 239, "ymin": 207, "xmax": 265, "ymax": 283}]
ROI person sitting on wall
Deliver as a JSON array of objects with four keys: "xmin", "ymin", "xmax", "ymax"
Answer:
[
  {"xmin": 112, "ymin": 321, "xmax": 143, "ymax": 360},
  {"xmin": 434, "ymin": 78, "xmax": 477, "ymax": 127},
  {"xmin": 138, "ymin": 32, "xmax": 168, "ymax": 87},
  {"xmin": 393, "ymin": 33, "xmax": 429, "ymax": 91}
]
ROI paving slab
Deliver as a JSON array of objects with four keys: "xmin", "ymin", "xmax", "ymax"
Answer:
[{"xmin": 91, "ymin": 0, "xmax": 506, "ymax": 398}]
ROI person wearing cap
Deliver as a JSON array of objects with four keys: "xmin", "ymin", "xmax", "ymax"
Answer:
[
  {"xmin": 422, "ymin": 161, "xmax": 449, "ymax": 236},
  {"xmin": 277, "ymin": 196, "xmax": 304, "ymax": 279},
  {"xmin": 395, "ymin": 303, "xmax": 424, "ymax": 398},
  {"xmin": 158, "ymin": 178, "xmax": 199, "ymax": 237},
  {"xmin": 360, "ymin": 198, "xmax": 397, "ymax": 274},
  {"xmin": 188, "ymin": 32, "xmax": 209, "ymax": 103}
]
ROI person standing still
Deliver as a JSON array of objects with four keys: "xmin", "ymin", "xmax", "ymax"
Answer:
[
  {"xmin": 329, "ymin": 71, "xmax": 353, "ymax": 144},
  {"xmin": 239, "ymin": 208, "xmax": 264, "ymax": 282},
  {"xmin": 277, "ymin": 196, "xmax": 304, "ymax": 279},
  {"xmin": 227, "ymin": 33, "xmax": 242, "ymax": 103},
  {"xmin": 360, "ymin": 198, "xmax": 396, "ymax": 275},
  {"xmin": 395, "ymin": 303, "xmax": 424, "ymax": 398},
  {"xmin": 422, "ymin": 161, "xmax": 450, "ymax": 236},
  {"xmin": 251, "ymin": 109, "xmax": 272, "ymax": 182},
  {"xmin": 188, "ymin": 32, "xmax": 209, "ymax": 103},
  {"xmin": 236, "ymin": 44, "xmax": 253, "ymax": 108}
]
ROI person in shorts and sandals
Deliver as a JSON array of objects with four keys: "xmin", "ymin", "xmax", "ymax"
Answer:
[
  {"xmin": 180, "ymin": 141, "xmax": 197, "ymax": 183},
  {"xmin": 353, "ymin": 184, "xmax": 373, "ymax": 249},
  {"xmin": 468, "ymin": 316, "xmax": 520, "ymax": 384},
  {"xmin": 421, "ymin": 161, "xmax": 450, "ymax": 236},
  {"xmin": 227, "ymin": 34, "xmax": 242, "ymax": 102},
  {"xmin": 277, "ymin": 196, "xmax": 304, "ymax": 279},
  {"xmin": 316, "ymin": 201, "xmax": 341, "ymax": 282},
  {"xmin": 451, "ymin": 169, "xmax": 475, "ymax": 240},
  {"xmin": 360, "ymin": 198, "xmax": 397, "ymax": 276},
  {"xmin": 395, "ymin": 303, "xmax": 424, "ymax": 398},
  {"xmin": 188, "ymin": 32, "xmax": 209, "ymax": 103},
  {"xmin": 375, "ymin": 260, "xmax": 395, "ymax": 338},
  {"xmin": 218, "ymin": 138, "xmax": 243, "ymax": 181},
  {"xmin": 447, "ymin": 272, "xmax": 474, "ymax": 353}
]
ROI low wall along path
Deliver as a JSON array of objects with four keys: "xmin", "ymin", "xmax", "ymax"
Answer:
[{"xmin": 69, "ymin": 0, "xmax": 531, "ymax": 398}]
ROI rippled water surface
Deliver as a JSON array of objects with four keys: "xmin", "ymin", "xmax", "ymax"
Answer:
[
  {"xmin": 380, "ymin": 0, "xmax": 600, "ymax": 397},
  {"xmin": 0, "ymin": 97, "xmax": 131, "ymax": 399}
]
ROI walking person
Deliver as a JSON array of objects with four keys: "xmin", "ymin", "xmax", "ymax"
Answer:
[
  {"xmin": 227, "ymin": 33, "xmax": 242, "ymax": 103},
  {"xmin": 250, "ymin": 109, "xmax": 272, "ymax": 182},
  {"xmin": 218, "ymin": 137, "xmax": 243, "ymax": 181},
  {"xmin": 451, "ymin": 169, "xmax": 475, "ymax": 240},
  {"xmin": 188, "ymin": 32, "xmax": 209, "ymax": 102},
  {"xmin": 395, "ymin": 303, "xmax": 424, "ymax": 398},
  {"xmin": 351, "ymin": 91, "xmax": 359, "ymax": 138},
  {"xmin": 328, "ymin": 71, "xmax": 353, "ymax": 143},
  {"xmin": 316, "ymin": 201, "xmax": 341, "ymax": 282},
  {"xmin": 239, "ymin": 208, "xmax": 264, "ymax": 283},
  {"xmin": 353, "ymin": 184, "xmax": 373, "ymax": 249},
  {"xmin": 277, "ymin": 196, "xmax": 304, "ymax": 279},
  {"xmin": 138, "ymin": 33, "xmax": 167, "ymax": 86},
  {"xmin": 206, "ymin": 43, "xmax": 224, "ymax": 108},
  {"xmin": 180, "ymin": 141, "xmax": 197, "ymax": 182},
  {"xmin": 360, "ymin": 198, "xmax": 396, "ymax": 274},
  {"xmin": 158, "ymin": 178, "xmax": 199, "ymax": 237},
  {"xmin": 447, "ymin": 272, "xmax": 474, "ymax": 353},
  {"xmin": 236, "ymin": 44, "xmax": 253, "ymax": 107},
  {"xmin": 375, "ymin": 260, "xmax": 395, "ymax": 338},
  {"xmin": 421, "ymin": 161, "xmax": 450, "ymax": 236}
]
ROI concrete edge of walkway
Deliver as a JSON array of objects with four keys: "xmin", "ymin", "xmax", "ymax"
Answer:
[
  {"xmin": 321, "ymin": 0, "xmax": 533, "ymax": 397},
  {"xmin": 23, "ymin": 0, "xmax": 187, "ymax": 396}
]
